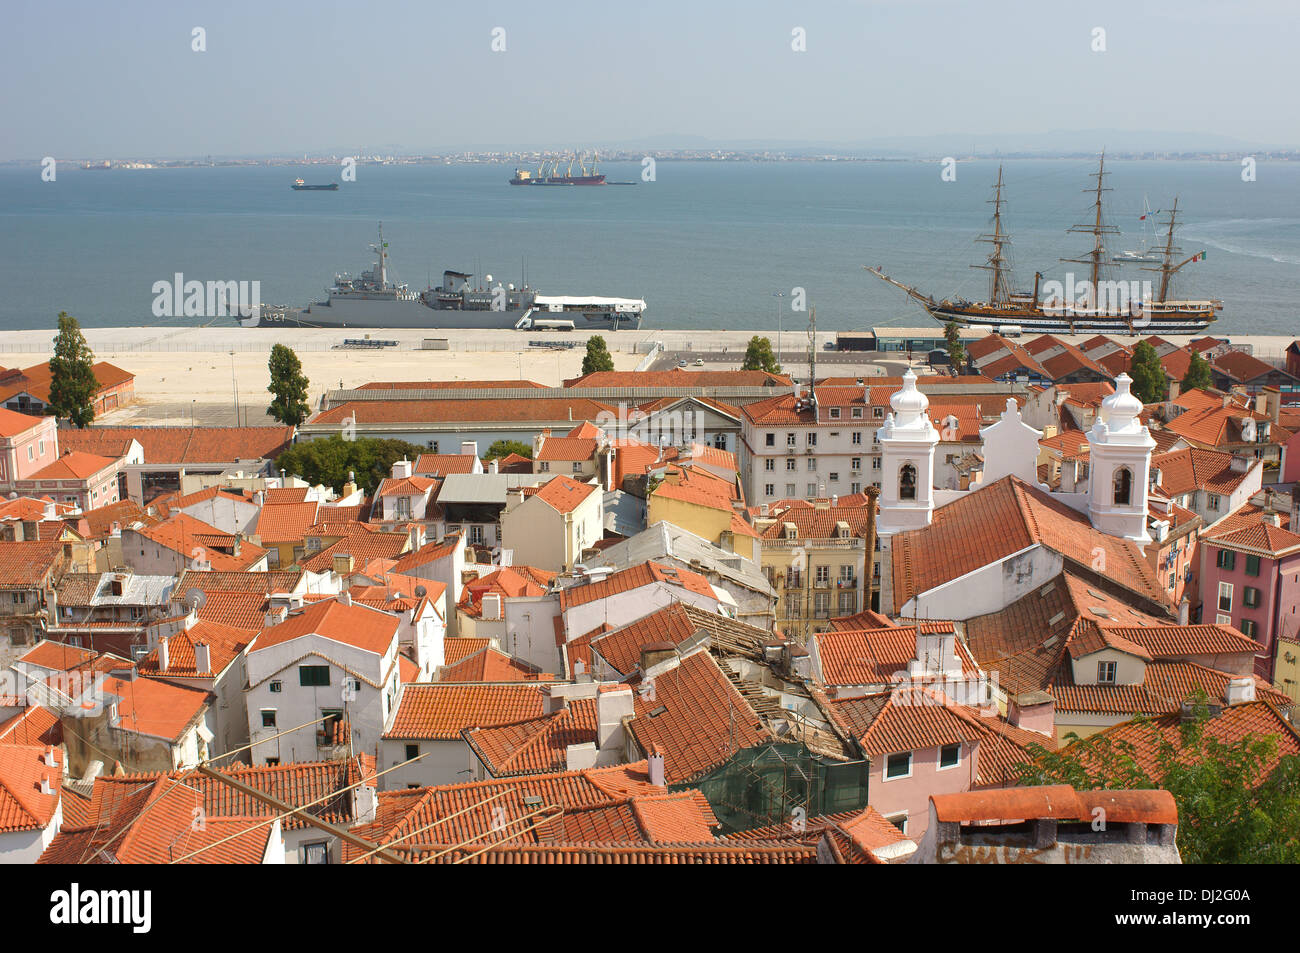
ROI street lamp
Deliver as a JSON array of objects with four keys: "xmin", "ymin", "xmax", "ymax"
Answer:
[{"xmin": 771, "ymin": 291, "xmax": 786, "ymax": 367}]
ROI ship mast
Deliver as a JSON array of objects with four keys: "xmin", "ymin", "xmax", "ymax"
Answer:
[
  {"xmin": 1061, "ymin": 153, "xmax": 1120, "ymax": 309},
  {"xmin": 372, "ymin": 223, "xmax": 387, "ymax": 290},
  {"xmin": 972, "ymin": 165, "xmax": 1014, "ymax": 305},
  {"xmin": 1144, "ymin": 196, "xmax": 1185, "ymax": 304}
]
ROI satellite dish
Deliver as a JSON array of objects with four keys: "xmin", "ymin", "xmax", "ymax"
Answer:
[
  {"xmin": 414, "ymin": 585, "xmax": 427, "ymax": 598},
  {"xmin": 185, "ymin": 589, "xmax": 207, "ymax": 610}
]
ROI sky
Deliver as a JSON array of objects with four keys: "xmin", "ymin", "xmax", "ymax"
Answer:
[{"xmin": 2, "ymin": 0, "xmax": 1297, "ymax": 160}]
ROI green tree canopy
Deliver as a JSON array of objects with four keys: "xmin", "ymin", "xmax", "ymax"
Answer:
[
  {"xmin": 267, "ymin": 343, "xmax": 311, "ymax": 426},
  {"xmin": 274, "ymin": 435, "xmax": 429, "ymax": 495},
  {"xmin": 944, "ymin": 321, "xmax": 966, "ymax": 372},
  {"xmin": 1015, "ymin": 696, "xmax": 1300, "ymax": 864},
  {"xmin": 485, "ymin": 439, "xmax": 532, "ymax": 460},
  {"xmin": 1127, "ymin": 340, "xmax": 1167, "ymax": 404},
  {"xmin": 741, "ymin": 335, "xmax": 781, "ymax": 374},
  {"xmin": 581, "ymin": 335, "xmax": 615, "ymax": 375},
  {"xmin": 1181, "ymin": 350, "xmax": 1214, "ymax": 393},
  {"xmin": 47, "ymin": 312, "xmax": 99, "ymax": 428}
]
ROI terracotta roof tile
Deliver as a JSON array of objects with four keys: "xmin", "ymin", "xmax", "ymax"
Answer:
[
  {"xmin": 558, "ymin": 561, "xmax": 716, "ymax": 611},
  {"xmin": 252, "ymin": 598, "xmax": 399, "ymax": 655},
  {"xmin": 385, "ymin": 683, "xmax": 550, "ymax": 740}
]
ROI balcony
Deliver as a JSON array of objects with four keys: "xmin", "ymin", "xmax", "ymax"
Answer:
[
  {"xmin": 814, "ymin": 579, "xmax": 831, "ymax": 589},
  {"xmin": 836, "ymin": 577, "xmax": 858, "ymax": 589}
]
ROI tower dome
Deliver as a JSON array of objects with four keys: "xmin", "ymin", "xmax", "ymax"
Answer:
[
  {"xmin": 1098, "ymin": 373, "xmax": 1144, "ymax": 435},
  {"xmin": 890, "ymin": 369, "xmax": 931, "ymax": 429}
]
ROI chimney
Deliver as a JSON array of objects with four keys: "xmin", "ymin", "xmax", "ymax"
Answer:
[
  {"xmin": 1224, "ymin": 676, "xmax": 1256, "ymax": 706},
  {"xmin": 254, "ymin": 490, "xmax": 265, "ymax": 507},
  {"xmin": 352, "ymin": 780, "xmax": 378, "ymax": 826},
  {"xmin": 481, "ymin": 592, "xmax": 502, "ymax": 621},
  {"xmin": 43, "ymin": 746, "xmax": 58, "ymax": 768},
  {"xmin": 1265, "ymin": 511, "xmax": 1282, "ymax": 528},
  {"xmin": 391, "ymin": 459, "xmax": 412, "ymax": 480},
  {"xmin": 1007, "ymin": 691, "xmax": 1056, "ymax": 737},
  {"xmin": 596, "ymin": 685, "xmax": 635, "ymax": 750},
  {"xmin": 460, "ymin": 440, "xmax": 478, "ymax": 457},
  {"xmin": 339, "ymin": 590, "xmax": 352, "ymax": 607},
  {"xmin": 639, "ymin": 641, "xmax": 677, "ymax": 671},
  {"xmin": 40, "ymin": 776, "xmax": 53, "ymax": 796},
  {"xmin": 193, "ymin": 640, "xmax": 211, "ymax": 675},
  {"xmin": 489, "ymin": 458, "xmax": 499, "ymax": 474},
  {"xmin": 333, "ymin": 553, "xmax": 354, "ymax": 577},
  {"xmin": 343, "ymin": 471, "xmax": 358, "ymax": 497},
  {"xmin": 908, "ymin": 627, "xmax": 961, "ymax": 679},
  {"xmin": 1178, "ymin": 597, "xmax": 1190, "ymax": 625},
  {"xmin": 1230, "ymin": 454, "xmax": 1250, "ymax": 473},
  {"xmin": 157, "ymin": 637, "xmax": 170, "ymax": 672},
  {"xmin": 110, "ymin": 666, "xmax": 136, "ymax": 683},
  {"xmin": 409, "ymin": 524, "xmax": 426, "ymax": 549},
  {"xmin": 647, "ymin": 745, "xmax": 666, "ymax": 786}
]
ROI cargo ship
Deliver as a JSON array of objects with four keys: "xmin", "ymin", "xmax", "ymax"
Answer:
[
  {"xmin": 242, "ymin": 225, "xmax": 644, "ymax": 330},
  {"xmin": 510, "ymin": 153, "xmax": 606, "ymax": 186},
  {"xmin": 867, "ymin": 155, "xmax": 1222, "ymax": 334},
  {"xmin": 291, "ymin": 178, "xmax": 339, "ymax": 191}
]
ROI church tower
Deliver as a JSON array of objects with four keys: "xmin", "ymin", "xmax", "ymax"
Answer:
[
  {"xmin": 1086, "ymin": 372, "xmax": 1155, "ymax": 545},
  {"xmin": 876, "ymin": 369, "xmax": 940, "ymax": 537}
]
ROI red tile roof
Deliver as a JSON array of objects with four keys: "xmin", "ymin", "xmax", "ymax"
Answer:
[
  {"xmin": 530, "ymin": 475, "xmax": 598, "ymax": 514},
  {"xmin": 412, "ymin": 453, "xmax": 481, "ymax": 476},
  {"xmin": 813, "ymin": 623, "xmax": 978, "ymax": 686},
  {"xmin": 1213, "ymin": 349, "xmax": 1281, "ymax": 384},
  {"xmin": 442, "ymin": 637, "xmax": 493, "ymax": 666},
  {"xmin": 253, "ymin": 500, "xmax": 320, "ymax": 543},
  {"xmin": 564, "ymin": 368, "xmax": 790, "ymax": 388},
  {"xmin": 311, "ymin": 398, "xmax": 616, "ymax": 426},
  {"xmin": 759, "ymin": 502, "xmax": 874, "ymax": 540},
  {"xmin": 439, "ymin": 647, "xmax": 543, "ymax": 682},
  {"xmin": 558, "ymin": 561, "xmax": 716, "ymax": 611},
  {"xmin": 385, "ymin": 683, "xmax": 550, "ymax": 740},
  {"xmin": 627, "ymin": 650, "xmax": 772, "ymax": 784},
  {"xmin": 0, "ymin": 705, "xmax": 62, "ymax": 748},
  {"xmin": 25, "ymin": 451, "xmax": 117, "ymax": 481},
  {"xmin": 136, "ymin": 514, "xmax": 268, "ymax": 572},
  {"xmin": 1204, "ymin": 519, "xmax": 1300, "ymax": 557},
  {"xmin": 137, "ymin": 619, "xmax": 256, "ymax": 678},
  {"xmin": 463, "ymin": 697, "xmax": 598, "ymax": 776},
  {"xmin": 97, "ymin": 674, "xmax": 212, "ymax": 742},
  {"xmin": 0, "ymin": 406, "xmax": 50, "ymax": 438},
  {"xmin": 536, "ymin": 436, "xmax": 599, "ymax": 462},
  {"xmin": 889, "ymin": 476, "xmax": 1168, "ymax": 613},
  {"xmin": 0, "ymin": 745, "xmax": 62, "ymax": 833},
  {"xmin": 298, "ymin": 530, "xmax": 410, "ymax": 573},
  {"xmin": 0, "ymin": 540, "xmax": 64, "ymax": 588},
  {"xmin": 57, "ymin": 425, "xmax": 293, "ymax": 464},
  {"xmin": 252, "ymin": 598, "xmax": 400, "ymax": 655}
]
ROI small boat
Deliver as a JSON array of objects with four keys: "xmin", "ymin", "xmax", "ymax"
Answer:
[{"xmin": 291, "ymin": 178, "xmax": 339, "ymax": 191}]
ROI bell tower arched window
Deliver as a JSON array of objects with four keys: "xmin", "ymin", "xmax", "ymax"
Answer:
[
  {"xmin": 899, "ymin": 463, "xmax": 917, "ymax": 501},
  {"xmin": 1113, "ymin": 466, "xmax": 1132, "ymax": 506}
]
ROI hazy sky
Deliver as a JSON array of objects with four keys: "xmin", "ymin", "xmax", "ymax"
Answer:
[{"xmin": 3, "ymin": 0, "xmax": 1296, "ymax": 159}]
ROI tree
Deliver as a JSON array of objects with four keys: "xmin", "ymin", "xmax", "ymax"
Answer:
[
  {"xmin": 274, "ymin": 435, "xmax": 428, "ymax": 495},
  {"xmin": 944, "ymin": 321, "xmax": 966, "ymax": 372},
  {"xmin": 1127, "ymin": 340, "xmax": 1167, "ymax": 404},
  {"xmin": 1014, "ymin": 696, "xmax": 1300, "ymax": 864},
  {"xmin": 582, "ymin": 335, "xmax": 615, "ymax": 375},
  {"xmin": 267, "ymin": 343, "xmax": 310, "ymax": 426},
  {"xmin": 1181, "ymin": 350, "xmax": 1213, "ymax": 393},
  {"xmin": 485, "ymin": 439, "xmax": 532, "ymax": 460},
  {"xmin": 741, "ymin": 335, "xmax": 781, "ymax": 374},
  {"xmin": 47, "ymin": 312, "xmax": 99, "ymax": 428}
]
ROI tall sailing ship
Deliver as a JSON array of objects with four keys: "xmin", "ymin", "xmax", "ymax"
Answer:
[{"xmin": 867, "ymin": 155, "xmax": 1222, "ymax": 334}]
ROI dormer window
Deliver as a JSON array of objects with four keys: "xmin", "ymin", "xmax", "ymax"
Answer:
[
  {"xmin": 1097, "ymin": 661, "xmax": 1117, "ymax": 684},
  {"xmin": 829, "ymin": 407, "xmax": 841, "ymax": 419},
  {"xmin": 852, "ymin": 407, "xmax": 863, "ymax": 419}
]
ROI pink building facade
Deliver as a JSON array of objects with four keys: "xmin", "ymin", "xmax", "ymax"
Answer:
[{"xmin": 0, "ymin": 410, "xmax": 59, "ymax": 490}]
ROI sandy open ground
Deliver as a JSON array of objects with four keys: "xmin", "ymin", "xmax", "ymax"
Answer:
[{"xmin": 1, "ymin": 325, "xmax": 1293, "ymax": 427}]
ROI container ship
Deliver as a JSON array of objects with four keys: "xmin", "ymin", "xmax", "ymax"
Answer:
[
  {"xmin": 510, "ymin": 152, "xmax": 606, "ymax": 186},
  {"xmin": 291, "ymin": 178, "xmax": 339, "ymax": 191},
  {"xmin": 867, "ymin": 155, "xmax": 1222, "ymax": 334},
  {"xmin": 242, "ymin": 225, "xmax": 644, "ymax": 330}
]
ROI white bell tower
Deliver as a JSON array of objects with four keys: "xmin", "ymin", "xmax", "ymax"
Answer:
[
  {"xmin": 876, "ymin": 369, "xmax": 940, "ymax": 537},
  {"xmin": 1086, "ymin": 372, "xmax": 1155, "ymax": 545}
]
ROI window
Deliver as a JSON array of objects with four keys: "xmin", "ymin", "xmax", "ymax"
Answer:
[
  {"xmin": 572, "ymin": 462, "xmax": 582, "ymax": 473},
  {"xmin": 11, "ymin": 593, "xmax": 26, "ymax": 605},
  {"xmin": 301, "ymin": 841, "xmax": 331, "ymax": 865},
  {"xmin": 850, "ymin": 482, "xmax": 861, "ymax": 494},
  {"xmin": 1218, "ymin": 582, "xmax": 1234, "ymax": 613},
  {"xmin": 1244, "ymin": 586, "xmax": 1261, "ymax": 608},
  {"xmin": 765, "ymin": 433, "xmax": 776, "ymax": 447},
  {"xmin": 299, "ymin": 665, "xmax": 330, "ymax": 687},
  {"xmin": 838, "ymin": 592, "xmax": 855, "ymax": 613},
  {"xmin": 816, "ymin": 565, "xmax": 830, "ymax": 584},
  {"xmin": 269, "ymin": 680, "xmax": 282, "ymax": 693},
  {"xmin": 1245, "ymin": 554, "xmax": 1261, "ymax": 577},
  {"xmin": 785, "ymin": 483, "xmax": 796, "ymax": 496},
  {"xmin": 539, "ymin": 461, "xmax": 550, "ymax": 472},
  {"xmin": 1241, "ymin": 619, "xmax": 1258, "ymax": 638},
  {"xmin": 829, "ymin": 472, "xmax": 839, "ymax": 483},
  {"xmin": 814, "ymin": 592, "xmax": 830, "ymax": 618},
  {"xmin": 787, "ymin": 433, "xmax": 797, "ymax": 447},
  {"xmin": 872, "ymin": 407, "xmax": 884, "ymax": 419},
  {"xmin": 851, "ymin": 457, "xmax": 861, "ymax": 471},
  {"xmin": 852, "ymin": 407, "xmax": 863, "ymax": 419},
  {"xmin": 1216, "ymin": 550, "xmax": 1236, "ymax": 571},
  {"xmin": 470, "ymin": 525, "xmax": 485, "ymax": 545},
  {"xmin": 807, "ymin": 483, "xmax": 817, "ymax": 497},
  {"xmin": 939, "ymin": 743, "xmax": 961, "ymax": 769},
  {"xmin": 829, "ymin": 407, "xmax": 841, "ymax": 419},
  {"xmin": 764, "ymin": 484, "xmax": 775, "ymax": 496},
  {"xmin": 1097, "ymin": 661, "xmax": 1117, "ymax": 684},
  {"xmin": 899, "ymin": 463, "xmax": 917, "ymax": 501},
  {"xmin": 885, "ymin": 752, "xmax": 912, "ymax": 780},
  {"xmin": 260, "ymin": 710, "xmax": 277, "ymax": 728},
  {"xmin": 404, "ymin": 744, "xmax": 420, "ymax": 761},
  {"xmin": 807, "ymin": 458, "xmax": 816, "ymax": 471},
  {"xmin": 852, "ymin": 432, "xmax": 863, "ymax": 445},
  {"xmin": 1112, "ymin": 467, "xmax": 1132, "ymax": 505},
  {"xmin": 885, "ymin": 812, "xmax": 908, "ymax": 833},
  {"xmin": 806, "ymin": 433, "xmax": 817, "ymax": 447},
  {"xmin": 265, "ymin": 548, "xmax": 280, "ymax": 568},
  {"xmin": 872, "ymin": 458, "xmax": 881, "ymax": 470},
  {"xmin": 1207, "ymin": 493, "xmax": 1221, "ymax": 512},
  {"xmin": 765, "ymin": 459, "xmax": 775, "ymax": 471},
  {"xmin": 1216, "ymin": 613, "xmax": 1232, "ymax": 625}
]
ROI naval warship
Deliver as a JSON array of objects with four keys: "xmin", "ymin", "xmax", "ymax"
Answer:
[{"xmin": 242, "ymin": 225, "xmax": 645, "ymax": 330}]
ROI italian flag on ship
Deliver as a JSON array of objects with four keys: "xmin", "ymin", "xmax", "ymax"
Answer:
[{"xmin": 1191, "ymin": 251, "xmax": 1207, "ymax": 262}]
